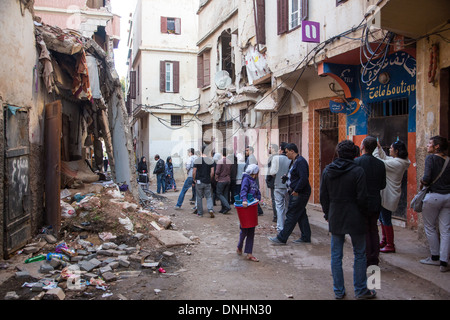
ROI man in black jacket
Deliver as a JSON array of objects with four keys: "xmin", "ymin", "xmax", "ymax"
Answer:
[
  {"xmin": 354, "ymin": 136, "xmax": 386, "ymax": 267},
  {"xmin": 320, "ymin": 140, "xmax": 375, "ymax": 300},
  {"xmin": 269, "ymin": 143, "xmax": 311, "ymax": 244},
  {"xmin": 153, "ymin": 155, "xmax": 165, "ymax": 194}
]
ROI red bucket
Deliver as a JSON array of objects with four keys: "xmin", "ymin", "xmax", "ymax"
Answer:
[{"xmin": 235, "ymin": 203, "xmax": 258, "ymax": 228}]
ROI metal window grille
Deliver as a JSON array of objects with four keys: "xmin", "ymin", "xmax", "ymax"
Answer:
[
  {"xmin": 171, "ymin": 115, "xmax": 182, "ymax": 126},
  {"xmin": 369, "ymin": 97, "xmax": 409, "ymax": 118},
  {"xmin": 319, "ymin": 109, "xmax": 338, "ymax": 130}
]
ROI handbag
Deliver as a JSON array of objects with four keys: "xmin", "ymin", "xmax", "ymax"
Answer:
[{"xmin": 410, "ymin": 156, "xmax": 449, "ymax": 212}]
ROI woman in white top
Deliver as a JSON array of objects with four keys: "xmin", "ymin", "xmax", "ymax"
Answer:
[{"xmin": 373, "ymin": 140, "xmax": 411, "ymax": 253}]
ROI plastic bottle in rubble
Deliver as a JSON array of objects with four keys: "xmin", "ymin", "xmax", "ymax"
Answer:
[{"xmin": 24, "ymin": 254, "xmax": 46, "ymax": 263}]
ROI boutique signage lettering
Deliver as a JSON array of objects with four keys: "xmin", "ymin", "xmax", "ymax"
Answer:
[{"xmin": 368, "ymin": 80, "xmax": 416, "ymax": 100}]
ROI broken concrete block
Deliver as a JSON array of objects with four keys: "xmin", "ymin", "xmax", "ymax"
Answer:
[
  {"xmin": 4, "ymin": 291, "xmax": 19, "ymax": 300},
  {"xmin": 102, "ymin": 271, "xmax": 117, "ymax": 282},
  {"xmin": 163, "ymin": 251, "xmax": 174, "ymax": 257},
  {"xmin": 100, "ymin": 265, "xmax": 112, "ymax": 274},
  {"xmin": 15, "ymin": 271, "xmax": 30, "ymax": 279},
  {"xmin": 102, "ymin": 242, "xmax": 118, "ymax": 250},
  {"xmin": 133, "ymin": 233, "xmax": 144, "ymax": 240},
  {"xmin": 39, "ymin": 263, "xmax": 54, "ymax": 274},
  {"xmin": 79, "ymin": 261, "xmax": 95, "ymax": 272},
  {"xmin": 88, "ymin": 258, "xmax": 102, "ymax": 268},
  {"xmin": 141, "ymin": 262, "xmax": 159, "ymax": 268},
  {"xmin": 44, "ymin": 234, "xmax": 58, "ymax": 244},
  {"xmin": 44, "ymin": 287, "xmax": 65, "ymax": 300},
  {"xmin": 118, "ymin": 259, "xmax": 130, "ymax": 268}
]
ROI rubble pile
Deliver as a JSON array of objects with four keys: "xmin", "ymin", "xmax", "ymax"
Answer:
[{"xmin": 1, "ymin": 181, "xmax": 186, "ymax": 300}]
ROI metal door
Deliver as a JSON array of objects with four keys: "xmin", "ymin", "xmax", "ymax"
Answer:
[
  {"xmin": 368, "ymin": 115, "xmax": 408, "ymax": 219},
  {"xmin": 3, "ymin": 106, "xmax": 31, "ymax": 258}
]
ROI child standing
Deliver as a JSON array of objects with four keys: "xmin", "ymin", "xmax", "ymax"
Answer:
[{"xmin": 237, "ymin": 164, "xmax": 261, "ymax": 262}]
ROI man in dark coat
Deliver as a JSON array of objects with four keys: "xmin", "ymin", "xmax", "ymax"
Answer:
[
  {"xmin": 320, "ymin": 140, "xmax": 375, "ymax": 300},
  {"xmin": 269, "ymin": 143, "xmax": 311, "ymax": 244},
  {"xmin": 354, "ymin": 136, "xmax": 386, "ymax": 267}
]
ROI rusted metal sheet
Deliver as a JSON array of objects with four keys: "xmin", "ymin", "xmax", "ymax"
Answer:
[
  {"xmin": 44, "ymin": 101, "xmax": 62, "ymax": 235},
  {"xmin": 3, "ymin": 106, "xmax": 31, "ymax": 258}
]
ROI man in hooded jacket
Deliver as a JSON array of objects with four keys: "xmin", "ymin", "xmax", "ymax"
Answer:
[{"xmin": 320, "ymin": 140, "xmax": 375, "ymax": 300}]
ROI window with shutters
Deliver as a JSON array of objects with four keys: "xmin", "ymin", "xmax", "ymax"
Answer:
[
  {"xmin": 278, "ymin": 0, "xmax": 308, "ymax": 34},
  {"xmin": 197, "ymin": 49, "xmax": 211, "ymax": 89},
  {"xmin": 161, "ymin": 17, "xmax": 181, "ymax": 34},
  {"xmin": 160, "ymin": 61, "xmax": 180, "ymax": 93}
]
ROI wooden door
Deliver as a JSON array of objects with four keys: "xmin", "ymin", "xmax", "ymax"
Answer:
[{"xmin": 3, "ymin": 106, "xmax": 31, "ymax": 258}]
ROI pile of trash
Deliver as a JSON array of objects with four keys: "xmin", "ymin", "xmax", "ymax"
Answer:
[
  {"xmin": 2, "ymin": 181, "xmax": 178, "ymax": 300},
  {"xmin": 8, "ymin": 233, "xmax": 177, "ymax": 300}
]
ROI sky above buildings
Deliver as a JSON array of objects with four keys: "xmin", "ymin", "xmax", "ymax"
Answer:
[{"xmin": 111, "ymin": 0, "xmax": 137, "ymax": 79}]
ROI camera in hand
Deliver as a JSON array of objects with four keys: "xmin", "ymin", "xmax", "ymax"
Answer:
[{"xmin": 281, "ymin": 174, "xmax": 288, "ymax": 184}]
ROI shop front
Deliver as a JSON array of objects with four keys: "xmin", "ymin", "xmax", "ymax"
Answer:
[{"xmin": 319, "ymin": 50, "xmax": 418, "ymax": 227}]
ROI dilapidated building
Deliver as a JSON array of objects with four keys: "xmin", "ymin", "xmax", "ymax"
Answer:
[{"xmin": 0, "ymin": 0, "xmax": 136, "ymax": 258}]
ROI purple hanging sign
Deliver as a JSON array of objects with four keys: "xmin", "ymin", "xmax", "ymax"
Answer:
[{"xmin": 302, "ymin": 21, "xmax": 320, "ymax": 43}]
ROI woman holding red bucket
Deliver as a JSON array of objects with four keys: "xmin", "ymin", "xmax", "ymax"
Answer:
[{"xmin": 236, "ymin": 164, "xmax": 261, "ymax": 262}]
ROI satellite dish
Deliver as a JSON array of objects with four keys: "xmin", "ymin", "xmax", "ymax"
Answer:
[{"xmin": 214, "ymin": 70, "xmax": 232, "ymax": 89}]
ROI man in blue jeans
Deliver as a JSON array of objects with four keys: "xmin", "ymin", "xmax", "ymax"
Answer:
[
  {"xmin": 268, "ymin": 143, "xmax": 311, "ymax": 244},
  {"xmin": 175, "ymin": 148, "xmax": 197, "ymax": 209},
  {"xmin": 153, "ymin": 154, "xmax": 165, "ymax": 194},
  {"xmin": 320, "ymin": 140, "xmax": 376, "ymax": 300}
]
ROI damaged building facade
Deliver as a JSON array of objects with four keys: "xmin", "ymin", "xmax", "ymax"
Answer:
[
  {"xmin": 0, "ymin": 0, "xmax": 136, "ymax": 259},
  {"xmin": 195, "ymin": 0, "xmax": 450, "ymax": 230}
]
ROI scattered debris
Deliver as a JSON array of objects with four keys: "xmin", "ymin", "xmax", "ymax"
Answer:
[{"xmin": 0, "ymin": 181, "xmax": 191, "ymax": 300}]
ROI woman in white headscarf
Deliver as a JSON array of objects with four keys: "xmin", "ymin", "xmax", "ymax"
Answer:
[{"xmin": 237, "ymin": 163, "xmax": 261, "ymax": 262}]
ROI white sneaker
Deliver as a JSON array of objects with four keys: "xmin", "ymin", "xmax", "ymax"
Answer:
[{"xmin": 419, "ymin": 257, "xmax": 440, "ymax": 266}]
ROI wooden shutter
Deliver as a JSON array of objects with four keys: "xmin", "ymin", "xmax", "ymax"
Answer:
[
  {"xmin": 160, "ymin": 61, "xmax": 165, "ymax": 92},
  {"xmin": 197, "ymin": 55, "xmax": 204, "ymax": 88},
  {"xmin": 130, "ymin": 70, "xmax": 136, "ymax": 99},
  {"xmin": 254, "ymin": 0, "xmax": 266, "ymax": 45},
  {"xmin": 175, "ymin": 18, "xmax": 181, "ymax": 35},
  {"xmin": 161, "ymin": 17, "xmax": 167, "ymax": 33},
  {"xmin": 277, "ymin": 0, "xmax": 288, "ymax": 35},
  {"xmin": 173, "ymin": 61, "xmax": 180, "ymax": 93},
  {"xmin": 301, "ymin": 0, "xmax": 308, "ymax": 21},
  {"xmin": 203, "ymin": 52, "xmax": 210, "ymax": 87}
]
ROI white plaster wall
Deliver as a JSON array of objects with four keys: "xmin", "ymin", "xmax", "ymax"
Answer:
[{"xmin": 0, "ymin": 1, "xmax": 36, "ymax": 108}]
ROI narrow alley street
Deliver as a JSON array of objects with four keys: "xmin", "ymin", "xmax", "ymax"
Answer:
[{"xmin": 0, "ymin": 183, "xmax": 449, "ymax": 305}]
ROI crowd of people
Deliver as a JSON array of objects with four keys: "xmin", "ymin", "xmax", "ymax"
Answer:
[{"xmin": 136, "ymin": 135, "xmax": 449, "ymax": 299}]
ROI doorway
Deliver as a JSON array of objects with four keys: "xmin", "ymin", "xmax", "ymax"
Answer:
[
  {"xmin": 278, "ymin": 113, "xmax": 302, "ymax": 152},
  {"xmin": 3, "ymin": 106, "xmax": 31, "ymax": 258},
  {"xmin": 368, "ymin": 97, "xmax": 409, "ymax": 220},
  {"xmin": 319, "ymin": 109, "xmax": 338, "ymax": 174}
]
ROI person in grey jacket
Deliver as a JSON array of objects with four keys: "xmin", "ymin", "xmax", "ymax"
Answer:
[
  {"xmin": 269, "ymin": 142, "xmax": 291, "ymax": 233},
  {"xmin": 320, "ymin": 140, "xmax": 374, "ymax": 300}
]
